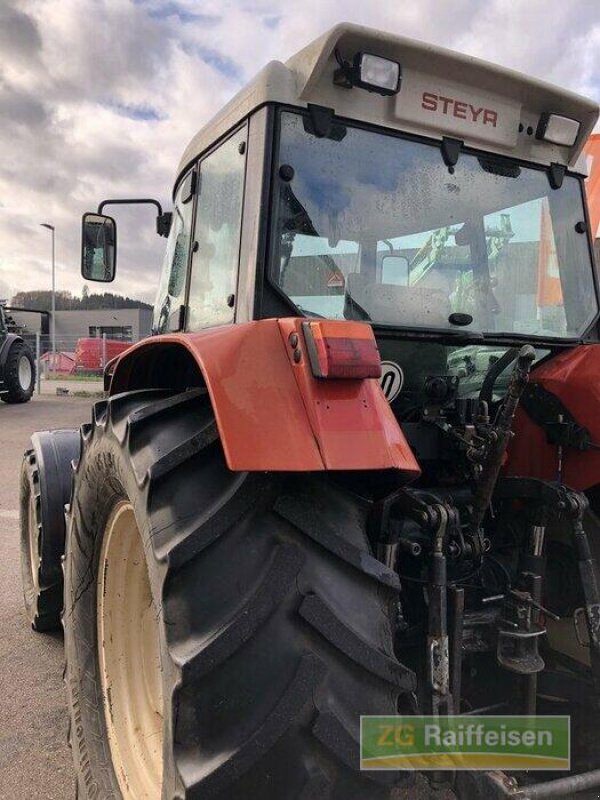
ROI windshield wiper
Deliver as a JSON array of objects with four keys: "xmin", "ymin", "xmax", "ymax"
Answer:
[
  {"xmin": 296, "ymin": 305, "xmax": 326, "ymax": 319},
  {"xmin": 482, "ymin": 331, "xmax": 583, "ymax": 344},
  {"xmin": 372, "ymin": 323, "xmax": 485, "ymax": 343}
]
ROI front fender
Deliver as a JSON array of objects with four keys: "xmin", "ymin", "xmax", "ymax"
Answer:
[
  {"xmin": 109, "ymin": 319, "xmax": 420, "ymax": 476},
  {"xmin": 0, "ymin": 333, "xmax": 23, "ymax": 368}
]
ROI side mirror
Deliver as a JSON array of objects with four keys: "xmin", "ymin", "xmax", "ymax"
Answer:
[
  {"xmin": 381, "ymin": 254, "xmax": 409, "ymax": 286},
  {"xmin": 81, "ymin": 213, "xmax": 117, "ymax": 282}
]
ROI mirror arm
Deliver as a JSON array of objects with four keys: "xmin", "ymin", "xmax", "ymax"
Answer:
[
  {"xmin": 97, "ymin": 198, "xmax": 172, "ymax": 238},
  {"xmin": 97, "ymin": 198, "xmax": 163, "ymax": 215}
]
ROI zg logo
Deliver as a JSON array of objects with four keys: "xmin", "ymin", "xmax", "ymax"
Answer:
[
  {"xmin": 377, "ymin": 724, "xmax": 415, "ymax": 748},
  {"xmin": 379, "ymin": 361, "xmax": 404, "ymax": 402}
]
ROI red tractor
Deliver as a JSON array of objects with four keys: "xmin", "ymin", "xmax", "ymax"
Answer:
[{"xmin": 20, "ymin": 23, "xmax": 600, "ymax": 800}]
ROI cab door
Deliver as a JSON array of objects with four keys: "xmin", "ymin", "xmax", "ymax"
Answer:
[{"xmin": 186, "ymin": 126, "xmax": 247, "ymax": 331}]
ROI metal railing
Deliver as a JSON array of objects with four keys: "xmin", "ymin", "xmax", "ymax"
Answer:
[{"xmin": 22, "ymin": 333, "xmax": 145, "ymax": 395}]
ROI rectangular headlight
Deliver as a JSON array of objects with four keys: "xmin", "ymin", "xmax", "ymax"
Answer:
[
  {"xmin": 356, "ymin": 53, "xmax": 401, "ymax": 95},
  {"xmin": 536, "ymin": 113, "xmax": 580, "ymax": 147}
]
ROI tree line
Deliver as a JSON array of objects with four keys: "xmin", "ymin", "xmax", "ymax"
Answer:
[{"xmin": 11, "ymin": 289, "xmax": 152, "ymax": 311}]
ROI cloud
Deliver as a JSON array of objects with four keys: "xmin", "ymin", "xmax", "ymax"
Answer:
[
  {"xmin": 0, "ymin": 0, "xmax": 598, "ymax": 307},
  {"xmin": 0, "ymin": 3, "xmax": 42, "ymax": 64},
  {"xmin": 0, "ymin": 83, "xmax": 48, "ymax": 127}
]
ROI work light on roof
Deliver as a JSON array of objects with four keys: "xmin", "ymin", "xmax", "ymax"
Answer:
[
  {"xmin": 536, "ymin": 113, "xmax": 580, "ymax": 147},
  {"xmin": 334, "ymin": 51, "xmax": 401, "ymax": 96}
]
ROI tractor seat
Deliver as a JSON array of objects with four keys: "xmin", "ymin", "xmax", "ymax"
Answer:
[{"xmin": 344, "ymin": 273, "xmax": 451, "ymax": 328}]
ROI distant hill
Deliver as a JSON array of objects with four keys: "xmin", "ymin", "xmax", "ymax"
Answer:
[{"xmin": 11, "ymin": 290, "xmax": 152, "ymax": 311}]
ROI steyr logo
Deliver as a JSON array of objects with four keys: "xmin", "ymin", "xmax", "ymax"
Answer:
[{"xmin": 422, "ymin": 92, "xmax": 498, "ymax": 128}]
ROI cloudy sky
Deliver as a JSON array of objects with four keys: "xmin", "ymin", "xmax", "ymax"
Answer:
[{"xmin": 1, "ymin": 0, "xmax": 599, "ymax": 305}]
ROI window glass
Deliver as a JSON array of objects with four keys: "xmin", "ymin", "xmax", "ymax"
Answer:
[
  {"xmin": 187, "ymin": 128, "xmax": 246, "ymax": 330},
  {"xmin": 89, "ymin": 325, "xmax": 132, "ymax": 340},
  {"xmin": 152, "ymin": 171, "xmax": 195, "ymax": 333},
  {"xmin": 271, "ymin": 111, "xmax": 598, "ymax": 339},
  {"xmin": 278, "ymin": 233, "xmax": 358, "ymax": 317}
]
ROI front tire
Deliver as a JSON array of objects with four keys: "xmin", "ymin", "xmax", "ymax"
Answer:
[
  {"xmin": 2, "ymin": 340, "xmax": 35, "ymax": 403},
  {"xmin": 64, "ymin": 388, "xmax": 414, "ymax": 799},
  {"xmin": 20, "ymin": 431, "xmax": 80, "ymax": 631}
]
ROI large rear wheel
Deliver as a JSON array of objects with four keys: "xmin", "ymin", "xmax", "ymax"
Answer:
[{"xmin": 64, "ymin": 388, "xmax": 414, "ymax": 799}]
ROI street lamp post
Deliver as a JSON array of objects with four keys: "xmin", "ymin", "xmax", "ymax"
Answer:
[{"xmin": 40, "ymin": 223, "xmax": 56, "ymax": 360}]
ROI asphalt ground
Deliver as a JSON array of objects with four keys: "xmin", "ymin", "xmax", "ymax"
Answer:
[{"xmin": 0, "ymin": 395, "xmax": 93, "ymax": 799}]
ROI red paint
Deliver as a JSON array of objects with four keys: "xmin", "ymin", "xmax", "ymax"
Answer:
[
  {"xmin": 279, "ymin": 319, "xmax": 420, "ymax": 473},
  {"xmin": 421, "ymin": 92, "xmax": 498, "ymax": 127},
  {"xmin": 109, "ymin": 319, "xmax": 421, "ymax": 477},
  {"xmin": 506, "ymin": 345, "xmax": 600, "ymax": 490}
]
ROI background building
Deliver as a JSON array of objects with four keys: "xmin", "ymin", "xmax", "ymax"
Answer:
[{"xmin": 11, "ymin": 307, "xmax": 153, "ymax": 349}]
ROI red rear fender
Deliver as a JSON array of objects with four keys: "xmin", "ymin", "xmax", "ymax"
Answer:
[{"xmin": 109, "ymin": 319, "xmax": 420, "ymax": 476}]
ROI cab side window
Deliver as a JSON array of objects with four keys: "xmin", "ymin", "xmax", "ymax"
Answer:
[
  {"xmin": 187, "ymin": 127, "xmax": 247, "ymax": 330},
  {"xmin": 152, "ymin": 170, "xmax": 195, "ymax": 333}
]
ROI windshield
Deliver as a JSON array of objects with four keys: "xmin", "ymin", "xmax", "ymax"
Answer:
[{"xmin": 270, "ymin": 111, "xmax": 598, "ymax": 340}]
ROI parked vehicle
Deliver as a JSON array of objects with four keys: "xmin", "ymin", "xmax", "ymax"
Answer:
[
  {"xmin": 0, "ymin": 305, "xmax": 35, "ymax": 402},
  {"xmin": 74, "ymin": 336, "xmax": 131, "ymax": 374}
]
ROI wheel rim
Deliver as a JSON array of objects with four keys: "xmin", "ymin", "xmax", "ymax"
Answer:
[
  {"xmin": 18, "ymin": 355, "xmax": 32, "ymax": 391},
  {"xmin": 28, "ymin": 491, "xmax": 40, "ymax": 592},
  {"xmin": 97, "ymin": 501, "xmax": 163, "ymax": 799}
]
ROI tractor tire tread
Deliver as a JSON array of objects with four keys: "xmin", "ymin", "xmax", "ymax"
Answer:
[
  {"xmin": 2, "ymin": 340, "xmax": 35, "ymax": 403},
  {"xmin": 64, "ymin": 388, "xmax": 414, "ymax": 800}
]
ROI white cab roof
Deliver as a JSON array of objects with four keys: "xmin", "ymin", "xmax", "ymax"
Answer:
[{"xmin": 177, "ymin": 23, "xmax": 598, "ymax": 182}]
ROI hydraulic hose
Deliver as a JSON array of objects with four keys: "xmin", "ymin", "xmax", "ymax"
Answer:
[{"xmin": 469, "ymin": 344, "xmax": 536, "ymax": 535}]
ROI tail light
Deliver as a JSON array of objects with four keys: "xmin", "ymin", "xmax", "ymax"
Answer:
[{"xmin": 301, "ymin": 320, "xmax": 381, "ymax": 379}]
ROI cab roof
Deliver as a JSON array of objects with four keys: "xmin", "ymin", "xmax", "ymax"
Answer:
[{"xmin": 177, "ymin": 22, "xmax": 599, "ymax": 183}]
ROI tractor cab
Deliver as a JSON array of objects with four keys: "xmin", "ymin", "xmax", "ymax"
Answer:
[{"xmin": 82, "ymin": 24, "xmax": 598, "ymax": 429}]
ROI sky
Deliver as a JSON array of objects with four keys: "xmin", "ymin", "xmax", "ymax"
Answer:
[{"xmin": 1, "ymin": 0, "xmax": 599, "ymax": 305}]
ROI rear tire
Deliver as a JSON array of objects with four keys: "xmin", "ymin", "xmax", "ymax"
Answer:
[
  {"xmin": 64, "ymin": 388, "xmax": 415, "ymax": 799},
  {"xmin": 2, "ymin": 340, "xmax": 35, "ymax": 403}
]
